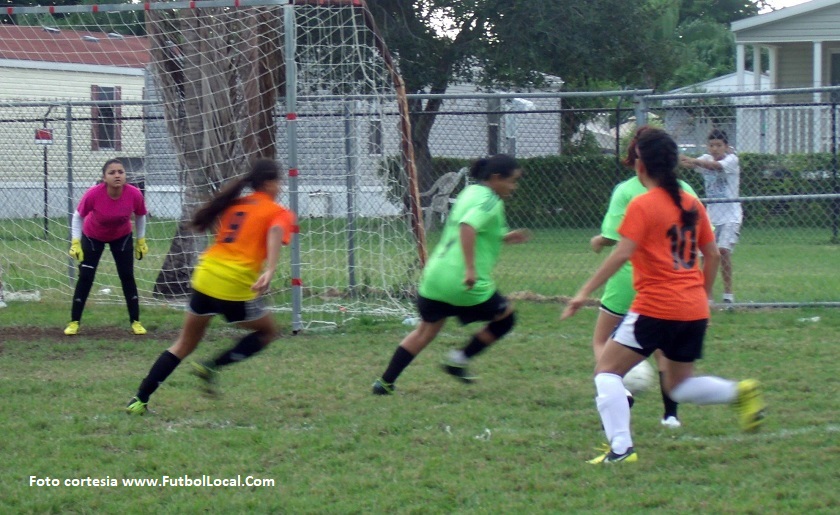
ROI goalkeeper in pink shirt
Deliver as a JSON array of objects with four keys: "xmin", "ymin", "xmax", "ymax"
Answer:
[{"xmin": 65, "ymin": 159, "xmax": 149, "ymax": 336}]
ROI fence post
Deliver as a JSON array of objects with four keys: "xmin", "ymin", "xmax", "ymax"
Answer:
[
  {"xmin": 344, "ymin": 101, "xmax": 357, "ymax": 295},
  {"xmin": 634, "ymin": 94, "xmax": 648, "ymax": 128},
  {"xmin": 42, "ymin": 108, "xmax": 50, "ymax": 239},
  {"xmin": 759, "ymin": 108, "xmax": 768, "ymax": 154},
  {"xmin": 65, "ymin": 103, "xmax": 74, "ymax": 286},
  {"xmin": 832, "ymin": 102, "xmax": 839, "ymax": 243},
  {"xmin": 487, "ymin": 97, "xmax": 500, "ymax": 155}
]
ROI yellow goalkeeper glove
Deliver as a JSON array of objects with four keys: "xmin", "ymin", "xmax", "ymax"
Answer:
[
  {"xmin": 135, "ymin": 238, "xmax": 148, "ymax": 260},
  {"xmin": 69, "ymin": 239, "xmax": 83, "ymax": 262}
]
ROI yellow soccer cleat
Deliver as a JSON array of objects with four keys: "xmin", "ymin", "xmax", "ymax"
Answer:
[
  {"xmin": 125, "ymin": 397, "xmax": 148, "ymax": 415},
  {"xmin": 733, "ymin": 379, "xmax": 766, "ymax": 432},
  {"xmin": 588, "ymin": 443, "xmax": 638, "ymax": 464},
  {"xmin": 189, "ymin": 361, "xmax": 220, "ymax": 397},
  {"xmin": 131, "ymin": 321, "xmax": 147, "ymax": 335},
  {"xmin": 371, "ymin": 378, "xmax": 395, "ymax": 396},
  {"xmin": 64, "ymin": 321, "xmax": 80, "ymax": 336}
]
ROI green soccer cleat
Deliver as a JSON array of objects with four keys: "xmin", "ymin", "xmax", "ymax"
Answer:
[
  {"xmin": 190, "ymin": 361, "xmax": 219, "ymax": 397},
  {"xmin": 588, "ymin": 444, "xmax": 638, "ymax": 464},
  {"xmin": 64, "ymin": 321, "xmax": 80, "ymax": 336},
  {"xmin": 372, "ymin": 378, "xmax": 395, "ymax": 395},
  {"xmin": 733, "ymin": 379, "xmax": 766, "ymax": 432},
  {"xmin": 125, "ymin": 397, "xmax": 148, "ymax": 415}
]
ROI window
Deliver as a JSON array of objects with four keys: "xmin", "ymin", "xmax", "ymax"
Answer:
[
  {"xmin": 368, "ymin": 118, "xmax": 382, "ymax": 155},
  {"xmin": 92, "ymin": 85, "xmax": 122, "ymax": 151}
]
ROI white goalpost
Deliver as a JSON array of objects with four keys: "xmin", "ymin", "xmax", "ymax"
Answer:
[{"xmin": 0, "ymin": 0, "xmax": 425, "ymax": 330}]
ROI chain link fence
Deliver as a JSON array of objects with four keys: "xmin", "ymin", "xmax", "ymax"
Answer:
[
  {"xmin": 1, "ymin": 88, "xmax": 839, "ymax": 312},
  {"xmin": 410, "ymin": 88, "xmax": 840, "ymax": 307}
]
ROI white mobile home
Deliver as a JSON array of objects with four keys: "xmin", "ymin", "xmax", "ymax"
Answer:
[
  {"xmin": 732, "ymin": 0, "xmax": 840, "ymax": 152},
  {"xmin": 0, "ymin": 25, "xmax": 150, "ymax": 218},
  {"xmin": 662, "ymin": 71, "xmax": 771, "ymax": 152}
]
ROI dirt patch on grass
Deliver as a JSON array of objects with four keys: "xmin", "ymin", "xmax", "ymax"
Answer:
[{"xmin": 0, "ymin": 326, "xmax": 182, "ymax": 342}]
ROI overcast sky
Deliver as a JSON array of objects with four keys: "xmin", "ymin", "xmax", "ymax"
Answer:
[{"xmin": 761, "ymin": 0, "xmax": 812, "ymax": 12}]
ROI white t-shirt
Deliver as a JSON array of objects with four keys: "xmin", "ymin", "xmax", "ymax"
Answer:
[{"xmin": 694, "ymin": 153, "xmax": 742, "ymax": 225}]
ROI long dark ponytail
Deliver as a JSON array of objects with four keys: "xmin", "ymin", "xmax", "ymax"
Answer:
[
  {"xmin": 192, "ymin": 158, "xmax": 280, "ymax": 231},
  {"xmin": 636, "ymin": 129, "xmax": 698, "ymax": 228}
]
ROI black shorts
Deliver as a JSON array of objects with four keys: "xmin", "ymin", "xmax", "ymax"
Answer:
[
  {"xmin": 612, "ymin": 312, "xmax": 707, "ymax": 363},
  {"xmin": 188, "ymin": 289, "xmax": 266, "ymax": 323},
  {"xmin": 417, "ymin": 291, "xmax": 510, "ymax": 325}
]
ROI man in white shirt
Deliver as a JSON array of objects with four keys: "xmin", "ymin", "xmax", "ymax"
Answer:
[{"xmin": 680, "ymin": 129, "xmax": 742, "ymax": 304}]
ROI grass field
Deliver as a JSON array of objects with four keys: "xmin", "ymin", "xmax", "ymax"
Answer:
[
  {"xmin": 1, "ymin": 300, "xmax": 838, "ymax": 513},
  {"xmin": 3, "ymin": 218, "xmax": 840, "ymax": 328}
]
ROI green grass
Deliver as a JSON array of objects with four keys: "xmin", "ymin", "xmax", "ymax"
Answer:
[
  {"xmin": 1, "ymin": 301, "xmax": 838, "ymax": 512},
  {"xmin": 3, "ymin": 219, "xmax": 839, "ymax": 314}
]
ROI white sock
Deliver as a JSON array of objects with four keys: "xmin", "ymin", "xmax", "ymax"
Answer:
[
  {"xmin": 448, "ymin": 349, "xmax": 467, "ymax": 364},
  {"xmin": 670, "ymin": 376, "xmax": 737, "ymax": 405},
  {"xmin": 594, "ymin": 373, "xmax": 632, "ymax": 454}
]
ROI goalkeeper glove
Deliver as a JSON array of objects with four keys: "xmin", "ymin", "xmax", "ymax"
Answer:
[
  {"xmin": 135, "ymin": 238, "xmax": 148, "ymax": 260},
  {"xmin": 69, "ymin": 239, "xmax": 83, "ymax": 262}
]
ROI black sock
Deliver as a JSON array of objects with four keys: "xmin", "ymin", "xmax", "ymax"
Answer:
[
  {"xmin": 212, "ymin": 332, "xmax": 265, "ymax": 368},
  {"xmin": 462, "ymin": 335, "xmax": 489, "ymax": 359},
  {"xmin": 660, "ymin": 371, "xmax": 679, "ymax": 418},
  {"xmin": 381, "ymin": 346, "xmax": 415, "ymax": 384},
  {"xmin": 136, "ymin": 351, "xmax": 181, "ymax": 403}
]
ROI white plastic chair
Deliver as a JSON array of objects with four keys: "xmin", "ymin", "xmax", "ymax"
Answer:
[{"xmin": 420, "ymin": 167, "xmax": 469, "ymax": 231}]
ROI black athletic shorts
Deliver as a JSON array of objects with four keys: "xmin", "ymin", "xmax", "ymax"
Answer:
[
  {"xmin": 416, "ymin": 291, "xmax": 509, "ymax": 325},
  {"xmin": 188, "ymin": 289, "xmax": 266, "ymax": 323},
  {"xmin": 612, "ymin": 312, "xmax": 707, "ymax": 363}
]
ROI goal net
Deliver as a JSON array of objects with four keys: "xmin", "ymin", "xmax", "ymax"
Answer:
[{"xmin": 0, "ymin": 0, "xmax": 424, "ymax": 330}]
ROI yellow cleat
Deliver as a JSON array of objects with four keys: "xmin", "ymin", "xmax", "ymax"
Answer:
[
  {"xmin": 125, "ymin": 397, "xmax": 148, "ymax": 415},
  {"xmin": 190, "ymin": 361, "xmax": 220, "ymax": 397},
  {"xmin": 588, "ymin": 444, "xmax": 638, "ymax": 464},
  {"xmin": 131, "ymin": 321, "xmax": 147, "ymax": 335},
  {"xmin": 733, "ymin": 379, "xmax": 766, "ymax": 432},
  {"xmin": 64, "ymin": 321, "xmax": 80, "ymax": 336}
]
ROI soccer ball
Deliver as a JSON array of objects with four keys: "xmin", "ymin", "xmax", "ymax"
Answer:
[{"xmin": 623, "ymin": 360, "xmax": 656, "ymax": 394}]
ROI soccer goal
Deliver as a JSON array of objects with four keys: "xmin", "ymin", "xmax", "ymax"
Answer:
[{"xmin": 0, "ymin": 0, "xmax": 425, "ymax": 330}]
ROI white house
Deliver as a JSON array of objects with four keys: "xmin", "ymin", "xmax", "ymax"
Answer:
[
  {"xmin": 666, "ymin": 71, "xmax": 772, "ymax": 97},
  {"xmin": 0, "ymin": 24, "xmax": 565, "ymax": 221},
  {"xmin": 273, "ymin": 77, "xmax": 565, "ymax": 219},
  {"xmin": 662, "ymin": 71, "xmax": 772, "ymax": 152},
  {"xmin": 731, "ymin": 0, "xmax": 840, "ymax": 152},
  {"xmin": 422, "ymin": 77, "xmax": 565, "ymax": 159},
  {"xmin": 0, "ymin": 25, "xmax": 159, "ymax": 218}
]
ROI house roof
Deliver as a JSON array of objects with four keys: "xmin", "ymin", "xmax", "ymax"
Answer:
[
  {"xmin": 731, "ymin": 0, "xmax": 840, "ymax": 32},
  {"xmin": 667, "ymin": 71, "xmax": 771, "ymax": 94},
  {"xmin": 0, "ymin": 25, "xmax": 150, "ymax": 68}
]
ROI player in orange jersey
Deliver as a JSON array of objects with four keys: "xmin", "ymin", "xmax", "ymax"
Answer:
[
  {"xmin": 126, "ymin": 159, "xmax": 296, "ymax": 415},
  {"xmin": 562, "ymin": 128, "xmax": 764, "ymax": 464}
]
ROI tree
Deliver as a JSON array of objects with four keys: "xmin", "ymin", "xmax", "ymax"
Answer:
[
  {"xmin": 2, "ymin": 0, "xmax": 144, "ymax": 32},
  {"xmin": 666, "ymin": 19, "xmax": 737, "ymax": 90},
  {"xmin": 678, "ymin": 0, "xmax": 766, "ymax": 25},
  {"xmin": 367, "ymin": 0, "xmax": 673, "ymax": 185},
  {"xmin": 366, "ymin": 0, "xmax": 779, "ymax": 177},
  {"xmin": 147, "ymin": 7, "xmax": 282, "ymax": 297},
  {"xmin": 663, "ymin": 0, "xmax": 769, "ymax": 91}
]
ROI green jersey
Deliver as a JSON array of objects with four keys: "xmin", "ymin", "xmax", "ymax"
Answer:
[
  {"xmin": 600, "ymin": 176, "xmax": 698, "ymax": 314},
  {"xmin": 601, "ymin": 176, "xmax": 697, "ymax": 241},
  {"xmin": 419, "ymin": 184, "xmax": 508, "ymax": 306}
]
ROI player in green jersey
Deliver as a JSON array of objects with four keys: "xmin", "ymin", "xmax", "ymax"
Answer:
[{"xmin": 372, "ymin": 154, "xmax": 530, "ymax": 395}]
